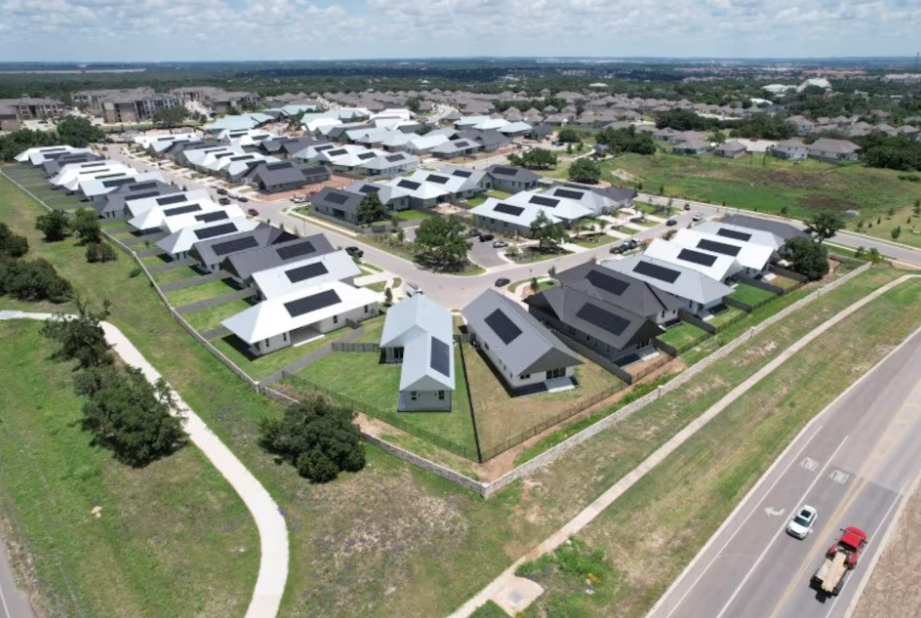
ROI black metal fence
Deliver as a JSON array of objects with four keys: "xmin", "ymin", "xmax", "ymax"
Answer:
[{"xmin": 331, "ymin": 342, "xmax": 380, "ymax": 352}]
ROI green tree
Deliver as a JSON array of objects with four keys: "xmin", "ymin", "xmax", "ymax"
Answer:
[
  {"xmin": 0, "ymin": 222, "xmax": 29, "ymax": 258},
  {"xmin": 866, "ymin": 248, "xmax": 883, "ymax": 264},
  {"xmin": 357, "ymin": 192, "xmax": 388, "ymax": 225},
  {"xmin": 805, "ymin": 211, "xmax": 845, "ymax": 243},
  {"xmin": 384, "ymin": 287, "xmax": 393, "ymax": 306},
  {"xmin": 35, "ymin": 209, "xmax": 71, "ymax": 242},
  {"xmin": 507, "ymin": 148, "xmax": 558, "ymax": 169},
  {"xmin": 40, "ymin": 297, "xmax": 112, "ymax": 368},
  {"xmin": 258, "ymin": 397, "xmax": 366, "ymax": 483},
  {"xmin": 530, "ymin": 277, "xmax": 539, "ymax": 293},
  {"xmin": 529, "ymin": 210, "xmax": 568, "ymax": 251},
  {"xmin": 151, "ymin": 106, "xmax": 189, "ymax": 128},
  {"xmin": 557, "ymin": 127, "xmax": 581, "ymax": 143},
  {"xmin": 0, "ymin": 257, "xmax": 72, "ymax": 303},
  {"xmin": 73, "ymin": 208, "xmax": 102, "ymax": 245},
  {"xmin": 86, "ymin": 242, "xmax": 117, "ymax": 263},
  {"xmin": 568, "ymin": 158, "xmax": 602, "ymax": 184},
  {"xmin": 892, "ymin": 225, "xmax": 902, "ymax": 240},
  {"xmin": 785, "ymin": 237, "xmax": 830, "ymax": 281},
  {"xmin": 54, "ymin": 116, "xmax": 104, "ymax": 147},
  {"xmin": 914, "ymin": 199, "xmax": 920, "ymax": 216},
  {"xmin": 413, "ymin": 216, "xmax": 469, "ymax": 271}
]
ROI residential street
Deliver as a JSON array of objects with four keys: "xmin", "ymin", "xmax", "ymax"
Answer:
[{"xmin": 0, "ymin": 528, "xmax": 35, "ymax": 618}]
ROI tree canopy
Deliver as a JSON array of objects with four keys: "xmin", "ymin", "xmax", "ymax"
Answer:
[
  {"xmin": 357, "ymin": 191, "xmax": 388, "ymax": 225},
  {"xmin": 151, "ymin": 107, "xmax": 189, "ymax": 128},
  {"xmin": 258, "ymin": 397, "xmax": 366, "ymax": 483},
  {"xmin": 40, "ymin": 298, "xmax": 113, "ymax": 368},
  {"xmin": 568, "ymin": 157, "xmax": 602, "ymax": 184},
  {"xmin": 594, "ymin": 126, "xmax": 656, "ymax": 155},
  {"xmin": 413, "ymin": 215, "xmax": 470, "ymax": 271},
  {"xmin": 805, "ymin": 211, "xmax": 845, "ymax": 243},
  {"xmin": 557, "ymin": 127, "xmax": 582, "ymax": 144},
  {"xmin": 35, "ymin": 209, "xmax": 71, "ymax": 242},
  {"xmin": 0, "ymin": 257, "xmax": 72, "ymax": 303},
  {"xmin": 785, "ymin": 237, "xmax": 829, "ymax": 281},
  {"xmin": 0, "ymin": 222, "xmax": 29, "ymax": 258},
  {"xmin": 529, "ymin": 210, "xmax": 568, "ymax": 251},
  {"xmin": 506, "ymin": 148, "xmax": 558, "ymax": 169},
  {"xmin": 54, "ymin": 117, "xmax": 104, "ymax": 148},
  {"xmin": 73, "ymin": 208, "xmax": 102, "ymax": 245}
]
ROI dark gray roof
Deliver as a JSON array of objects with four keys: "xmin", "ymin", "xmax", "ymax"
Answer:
[
  {"xmin": 553, "ymin": 263, "xmax": 682, "ymax": 318},
  {"xmin": 311, "ymin": 186, "xmax": 363, "ymax": 216},
  {"xmin": 722, "ymin": 214, "xmax": 810, "ymax": 241},
  {"xmin": 221, "ymin": 233, "xmax": 335, "ymax": 280},
  {"xmin": 94, "ymin": 180, "xmax": 178, "ymax": 216},
  {"xmin": 249, "ymin": 162, "xmax": 308, "ymax": 188},
  {"xmin": 189, "ymin": 224, "xmax": 296, "ymax": 266},
  {"xmin": 529, "ymin": 124, "xmax": 554, "ymax": 137},
  {"xmin": 457, "ymin": 129, "xmax": 510, "ymax": 149},
  {"xmin": 42, "ymin": 153, "xmax": 101, "ymax": 175},
  {"xmin": 486, "ymin": 164, "xmax": 541, "ymax": 184},
  {"xmin": 562, "ymin": 182, "xmax": 637, "ymax": 203},
  {"xmin": 463, "ymin": 289, "xmax": 582, "ymax": 377}
]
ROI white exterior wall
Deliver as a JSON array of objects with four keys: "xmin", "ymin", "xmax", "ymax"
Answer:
[
  {"xmin": 249, "ymin": 304, "xmax": 378, "ymax": 356},
  {"xmin": 477, "ymin": 337, "xmax": 574, "ymax": 390},
  {"xmin": 399, "ymin": 390, "xmax": 452, "ymax": 412}
]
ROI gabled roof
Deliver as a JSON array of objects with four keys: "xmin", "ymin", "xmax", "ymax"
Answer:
[
  {"xmin": 188, "ymin": 224, "xmax": 297, "ymax": 265},
  {"xmin": 485, "ymin": 164, "xmax": 541, "ymax": 185},
  {"xmin": 603, "ymin": 255, "xmax": 733, "ymax": 305},
  {"xmin": 163, "ymin": 203, "xmax": 246, "ymax": 235},
  {"xmin": 80, "ymin": 171, "xmax": 164, "ymax": 198},
  {"xmin": 157, "ymin": 217, "xmax": 260, "ymax": 256},
  {"xmin": 469, "ymin": 189, "xmax": 594, "ymax": 227},
  {"xmin": 643, "ymin": 238, "xmax": 741, "ymax": 281},
  {"xmin": 125, "ymin": 189, "xmax": 211, "ymax": 218},
  {"xmin": 127, "ymin": 197, "xmax": 225, "ymax": 232},
  {"xmin": 808, "ymin": 138, "xmax": 861, "ymax": 154},
  {"xmin": 554, "ymin": 262, "xmax": 682, "ymax": 318},
  {"xmin": 463, "ymin": 289, "xmax": 582, "ymax": 377},
  {"xmin": 380, "ymin": 295, "xmax": 455, "ymax": 392},
  {"xmin": 721, "ymin": 215, "xmax": 810, "ymax": 242},
  {"xmin": 693, "ymin": 221, "xmax": 784, "ymax": 251},
  {"xmin": 221, "ymin": 233, "xmax": 335, "ymax": 281},
  {"xmin": 94, "ymin": 180, "xmax": 177, "ymax": 216},
  {"xmin": 250, "ymin": 250, "xmax": 362, "ymax": 299}
]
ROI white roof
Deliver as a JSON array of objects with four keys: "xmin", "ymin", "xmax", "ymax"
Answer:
[
  {"xmin": 370, "ymin": 108, "xmax": 413, "ymax": 122},
  {"xmin": 61, "ymin": 166, "xmax": 134, "ymax": 192},
  {"xmin": 473, "ymin": 118, "xmax": 510, "ymax": 131},
  {"xmin": 672, "ymin": 228, "xmax": 774, "ymax": 272},
  {"xmin": 693, "ymin": 221, "xmax": 784, "ymax": 251},
  {"xmin": 454, "ymin": 115, "xmax": 491, "ymax": 127},
  {"xmin": 383, "ymin": 167, "xmax": 484, "ymax": 201},
  {"xmin": 643, "ymin": 238, "xmax": 740, "ymax": 281},
  {"xmin": 163, "ymin": 203, "xmax": 244, "ymax": 234},
  {"xmin": 317, "ymin": 145, "xmax": 388, "ymax": 168},
  {"xmin": 405, "ymin": 133, "xmax": 451, "ymax": 152},
  {"xmin": 80, "ymin": 171, "xmax": 164, "ymax": 198},
  {"xmin": 222, "ymin": 281, "xmax": 381, "ymax": 344},
  {"xmin": 51, "ymin": 162, "xmax": 127, "ymax": 187},
  {"xmin": 469, "ymin": 188, "xmax": 593, "ymax": 227},
  {"xmin": 15, "ymin": 145, "xmax": 79, "ymax": 164},
  {"xmin": 125, "ymin": 189, "xmax": 210, "ymax": 217},
  {"xmin": 127, "ymin": 198, "xmax": 226, "ymax": 232},
  {"xmin": 381, "ymin": 294, "xmax": 455, "ymax": 393},
  {"xmin": 603, "ymin": 255, "xmax": 734, "ymax": 305},
  {"xmin": 156, "ymin": 217, "xmax": 259, "ymax": 257},
  {"xmin": 303, "ymin": 117, "xmax": 341, "ymax": 133},
  {"xmin": 185, "ymin": 146, "xmax": 244, "ymax": 168},
  {"xmin": 498, "ymin": 121, "xmax": 533, "ymax": 134},
  {"xmin": 134, "ymin": 133, "xmax": 200, "ymax": 153},
  {"xmin": 251, "ymin": 250, "xmax": 361, "ymax": 299}
]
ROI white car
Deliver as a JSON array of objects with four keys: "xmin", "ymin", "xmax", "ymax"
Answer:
[
  {"xmin": 692, "ymin": 212, "xmax": 705, "ymax": 222},
  {"xmin": 787, "ymin": 505, "xmax": 817, "ymax": 539}
]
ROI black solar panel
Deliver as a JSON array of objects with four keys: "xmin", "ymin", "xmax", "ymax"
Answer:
[
  {"xmin": 102, "ymin": 177, "xmax": 135, "ymax": 188},
  {"xmin": 128, "ymin": 182, "xmax": 156, "ymax": 191},
  {"xmin": 398, "ymin": 179, "xmax": 421, "ymax": 190},
  {"xmin": 358, "ymin": 185, "xmax": 380, "ymax": 194},
  {"xmin": 285, "ymin": 261, "xmax": 329, "ymax": 283},
  {"xmin": 717, "ymin": 228, "xmax": 753, "ymax": 242},
  {"xmin": 163, "ymin": 204, "xmax": 202, "ymax": 217},
  {"xmin": 586, "ymin": 269, "xmax": 629, "ymax": 296},
  {"xmin": 678, "ymin": 248, "xmax": 718, "ymax": 267},
  {"xmin": 357, "ymin": 152, "xmax": 377, "ymax": 160},
  {"xmin": 195, "ymin": 211, "xmax": 230, "ymax": 223},
  {"xmin": 554, "ymin": 188, "xmax": 585, "ymax": 200},
  {"xmin": 494, "ymin": 203, "xmax": 524, "ymax": 217},
  {"xmin": 430, "ymin": 337, "xmax": 450, "ymax": 377},
  {"xmin": 326, "ymin": 148, "xmax": 347, "ymax": 156},
  {"xmin": 93, "ymin": 173, "xmax": 124, "ymax": 180},
  {"xmin": 229, "ymin": 154, "xmax": 255, "ymax": 161},
  {"xmin": 157, "ymin": 194, "xmax": 187, "ymax": 206},
  {"xmin": 577, "ymin": 303, "xmax": 630, "ymax": 336},
  {"xmin": 484, "ymin": 309, "xmax": 522, "ymax": 345},
  {"xmin": 452, "ymin": 169, "xmax": 473, "ymax": 178},
  {"xmin": 80, "ymin": 162, "xmax": 107, "ymax": 168},
  {"xmin": 123, "ymin": 190, "xmax": 159, "ymax": 201},
  {"xmin": 324, "ymin": 191, "xmax": 350, "ymax": 205},
  {"xmin": 194, "ymin": 222, "xmax": 237, "ymax": 240},
  {"xmin": 529, "ymin": 195, "xmax": 559, "ymax": 208},
  {"xmin": 265, "ymin": 161, "xmax": 293, "ymax": 170},
  {"xmin": 284, "ymin": 289, "xmax": 341, "ymax": 318},
  {"xmin": 385, "ymin": 154, "xmax": 405, "ymax": 163},
  {"xmin": 698, "ymin": 239, "xmax": 741, "ymax": 257},
  {"xmin": 453, "ymin": 140, "xmax": 471, "ymax": 147},
  {"xmin": 276, "ymin": 241, "xmax": 316, "ymax": 260},
  {"xmin": 212, "ymin": 236, "xmax": 259, "ymax": 257},
  {"xmin": 634, "ymin": 260, "xmax": 681, "ymax": 283},
  {"xmin": 491, "ymin": 166, "xmax": 517, "ymax": 176},
  {"xmin": 315, "ymin": 144, "xmax": 335, "ymax": 152},
  {"xmin": 428, "ymin": 175, "xmax": 450, "ymax": 185}
]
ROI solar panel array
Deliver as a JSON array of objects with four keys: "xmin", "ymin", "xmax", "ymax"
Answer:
[
  {"xmin": 576, "ymin": 303, "xmax": 630, "ymax": 336},
  {"xmin": 717, "ymin": 228, "xmax": 752, "ymax": 242},
  {"xmin": 157, "ymin": 194, "xmax": 187, "ymax": 206},
  {"xmin": 324, "ymin": 191, "xmax": 350, "ymax": 205},
  {"xmin": 634, "ymin": 260, "xmax": 681, "ymax": 283},
  {"xmin": 163, "ymin": 203, "xmax": 202, "ymax": 217},
  {"xmin": 427, "ymin": 175, "xmax": 450, "ymax": 185},
  {"xmin": 124, "ymin": 190, "xmax": 160, "ymax": 201},
  {"xmin": 494, "ymin": 203, "xmax": 525, "ymax": 217},
  {"xmin": 94, "ymin": 173, "xmax": 124, "ymax": 180},
  {"xmin": 229, "ymin": 154, "xmax": 254, "ymax": 161},
  {"xmin": 529, "ymin": 195, "xmax": 559, "ymax": 208},
  {"xmin": 430, "ymin": 337, "xmax": 451, "ymax": 377},
  {"xmin": 357, "ymin": 152, "xmax": 377, "ymax": 160},
  {"xmin": 484, "ymin": 309, "xmax": 522, "ymax": 345},
  {"xmin": 326, "ymin": 148, "xmax": 347, "ymax": 157},
  {"xmin": 358, "ymin": 184, "xmax": 380, "ymax": 194},
  {"xmin": 285, "ymin": 261, "xmax": 329, "ymax": 283},
  {"xmin": 697, "ymin": 239, "xmax": 741, "ymax": 257},
  {"xmin": 212, "ymin": 236, "xmax": 259, "ymax": 257},
  {"xmin": 491, "ymin": 166, "xmax": 518, "ymax": 176},
  {"xmin": 102, "ymin": 177, "xmax": 135, "ymax": 188},
  {"xmin": 385, "ymin": 154, "xmax": 405, "ymax": 163},
  {"xmin": 554, "ymin": 188, "xmax": 585, "ymax": 200},
  {"xmin": 128, "ymin": 182, "xmax": 157, "ymax": 191},
  {"xmin": 276, "ymin": 240, "xmax": 316, "ymax": 260},
  {"xmin": 81, "ymin": 162, "xmax": 107, "ymax": 168},
  {"xmin": 265, "ymin": 161, "xmax": 293, "ymax": 171},
  {"xmin": 678, "ymin": 248, "xmax": 718, "ymax": 267},
  {"xmin": 586, "ymin": 269, "xmax": 629, "ymax": 296},
  {"xmin": 284, "ymin": 289, "xmax": 341, "ymax": 318},
  {"xmin": 195, "ymin": 211, "xmax": 229, "ymax": 223},
  {"xmin": 451, "ymin": 169, "xmax": 473, "ymax": 178},
  {"xmin": 193, "ymin": 222, "xmax": 237, "ymax": 240},
  {"xmin": 398, "ymin": 179, "xmax": 421, "ymax": 190},
  {"xmin": 454, "ymin": 140, "xmax": 471, "ymax": 147},
  {"xmin": 315, "ymin": 144, "xmax": 335, "ymax": 152}
]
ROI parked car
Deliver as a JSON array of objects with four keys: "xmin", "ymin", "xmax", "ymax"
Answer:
[
  {"xmin": 216, "ymin": 188, "xmax": 228, "ymax": 195},
  {"xmin": 493, "ymin": 240, "xmax": 509, "ymax": 248},
  {"xmin": 247, "ymin": 208, "xmax": 259, "ymax": 217},
  {"xmin": 692, "ymin": 212, "xmax": 704, "ymax": 222},
  {"xmin": 238, "ymin": 196, "xmax": 249, "ymax": 203},
  {"xmin": 468, "ymin": 228, "xmax": 481, "ymax": 237},
  {"xmin": 787, "ymin": 505, "xmax": 817, "ymax": 540},
  {"xmin": 495, "ymin": 278, "xmax": 511, "ymax": 287},
  {"xmin": 219, "ymin": 197, "xmax": 231, "ymax": 205},
  {"xmin": 610, "ymin": 239, "xmax": 640, "ymax": 254},
  {"xmin": 345, "ymin": 246, "xmax": 363, "ymax": 258},
  {"xmin": 406, "ymin": 283, "xmax": 423, "ymax": 297},
  {"xmin": 666, "ymin": 218, "xmax": 678, "ymax": 226},
  {"xmin": 479, "ymin": 233, "xmax": 495, "ymax": 242},
  {"xmin": 683, "ymin": 203, "xmax": 691, "ymax": 210}
]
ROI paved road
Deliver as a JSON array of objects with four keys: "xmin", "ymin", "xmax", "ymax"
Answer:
[
  {"xmin": 650, "ymin": 324, "xmax": 921, "ymax": 618},
  {"xmin": 0, "ymin": 529, "xmax": 35, "ymax": 618}
]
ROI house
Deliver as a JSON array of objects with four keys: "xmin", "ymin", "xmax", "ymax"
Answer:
[
  {"xmin": 221, "ymin": 281, "xmax": 380, "ymax": 357},
  {"xmin": 469, "ymin": 190, "xmax": 593, "ymax": 236},
  {"xmin": 250, "ymin": 250, "xmax": 361, "ymax": 300},
  {"xmin": 666, "ymin": 130, "xmax": 708, "ymax": 146},
  {"xmin": 807, "ymin": 138, "xmax": 861, "ymax": 162},
  {"xmin": 786, "ymin": 115, "xmax": 815, "ymax": 136},
  {"xmin": 715, "ymin": 141, "xmax": 747, "ymax": 159},
  {"xmin": 430, "ymin": 138, "xmax": 480, "ymax": 159},
  {"xmin": 379, "ymin": 295, "xmax": 455, "ymax": 412},
  {"xmin": 526, "ymin": 264, "xmax": 674, "ymax": 364},
  {"xmin": 247, "ymin": 161, "xmax": 330, "ymax": 194},
  {"xmin": 311, "ymin": 183, "xmax": 411, "ymax": 224},
  {"xmin": 527, "ymin": 124, "xmax": 554, "ymax": 141},
  {"xmin": 483, "ymin": 165, "xmax": 541, "ymax": 193},
  {"xmin": 771, "ymin": 139, "xmax": 809, "ymax": 161},
  {"xmin": 124, "ymin": 189, "xmax": 211, "ymax": 219},
  {"xmin": 383, "ymin": 167, "xmax": 487, "ymax": 208},
  {"xmin": 127, "ymin": 197, "xmax": 226, "ymax": 233},
  {"xmin": 603, "ymin": 255, "xmax": 733, "ymax": 316},
  {"xmin": 721, "ymin": 215, "xmax": 810, "ymax": 242},
  {"xmin": 93, "ymin": 179, "xmax": 178, "ymax": 219},
  {"xmin": 652, "ymin": 127, "xmax": 680, "ymax": 142},
  {"xmin": 672, "ymin": 139, "xmax": 711, "ymax": 156},
  {"xmin": 15, "ymin": 145, "xmax": 78, "ymax": 166},
  {"xmin": 220, "ymin": 233, "xmax": 335, "ymax": 286},
  {"xmin": 693, "ymin": 221, "xmax": 785, "ymax": 252},
  {"xmin": 463, "ymin": 290, "xmax": 583, "ymax": 395},
  {"xmin": 188, "ymin": 225, "xmax": 298, "ymax": 272},
  {"xmin": 642, "ymin": 238, "xmax": 742, "ymax": 283},
  {"xmin": 497, "ymin": 122, "xmax": 533, "ymax": 137},
  {"xmin": 81, "ymin": 172, "xmax": 165, "ymax": 205},
  {"xmin": 51, "ymin": 163, "xmax": 132, "ymax": 190},
  {"xmin": 357, "ymin": 151, "xmax": 420, "ymax": 176},
  {"xmin": 41, "ymin": 152, "xmax": 102, "ymax": 176},
  {"xmin": 157, "ymin": 217, "xmax": 260, "ymax": 260}
]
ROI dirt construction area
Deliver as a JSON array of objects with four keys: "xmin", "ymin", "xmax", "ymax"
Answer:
[
  {"xmin": 255, "ymin": 174, "xmax": 355, "ymax": 202},
  {"xmin": 851, "ymin": 478, "xmax": 921, "ymax": 618}
]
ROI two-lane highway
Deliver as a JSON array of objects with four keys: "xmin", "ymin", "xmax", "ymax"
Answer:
[
  {"xmin": 0, "ymin": 528, "xmax": 36, "ymax": 618},
  {"xmin": 651, "ymin": 324, "xmax": 921, "ymax": 618}
]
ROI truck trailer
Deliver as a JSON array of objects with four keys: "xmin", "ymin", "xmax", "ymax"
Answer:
[{"xmin": 810, "ymin": 527, "xmax": 868, "ymax": 596}]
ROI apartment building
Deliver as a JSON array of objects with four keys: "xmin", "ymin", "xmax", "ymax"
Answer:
[
  {"xmin": 72, "ymin": 87, "xmax": 180, "ymax": 123},
  {"xmin": 170, "ymin": 87, "xmax": 260, "ymax": 114},
  {"xmin": 0, "ymin": 97, "xmax": 66, "ymax": 131}
]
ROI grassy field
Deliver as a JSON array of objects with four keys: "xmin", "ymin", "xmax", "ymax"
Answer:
[
  {"xmin": 351, "ymin": 314, "xmax": 386, "ymax": 343},
  {"xmin": 366, "ymin": 281, "xmax": 387, "ymax": 293},
  {"xmin": 470, "ymin": 601, "xmax": 510, "ymax": 617},
  {"xmin": 657, "ymin": 322, "xmax": 709, "ymax": 349},
  {"xmin": 152, "ymin": 265, "xmax": 204, "ymax": 286},
  {"xmin": 182, "ymin": 299, "xmax": 253, "ymax": 332},
  {"xmin": 844, "ymin": 207, "xmax": 921, "ymax": 249},
  {"xmin": 728, "ymin": 282, "xmax": 778, "ymax": 306},
  {"xmin": 605, "ymin": 152, "xmax": 921, "ymax": 221},
  {"xmin": 165, "ymin": 279, "xmax": 236, "ymax": 308},
  {"xmin": 395, "ymin": 209, "xmax": 434, "ymax": 221},
  {"xmin": 708, "ymin": 306, "xmax": 747, "ymax": 330},
  {"xmin": 574, "ymin": 234, "xmax": 620, "ymax": 248},
  {"xmin": 0, "ymin": 321, "xmax": 258, "ymax": 618}
]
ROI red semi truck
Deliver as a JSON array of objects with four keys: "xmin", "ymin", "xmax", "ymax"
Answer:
[{"xmin": 810, "ymin": 527, "xmax": 868, "ymax": 596}]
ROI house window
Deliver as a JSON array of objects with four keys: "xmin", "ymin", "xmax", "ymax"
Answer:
[
  {"xmin": 410, "ymin": 391, "xmax": 417, "ymax": 401},
  {"xmin": 283, "ymin": 332, "xmax": 288, "ymax": 342},
  {"xmin": 484, "ymin": 342, "xmax": 489, "ymax": 350},
  {"xmin": 265, "ymin": 338, "xmax": 270, "ymax": 348},
  {"xmin": 333, "ymin": 315, "xmax": 338, "ymax": 325},
  {"xmin": 520, "ymin": 373, "xmax": 531, "ymax": 380},
  {"xmin": 364, "ymin": 304, "xmax": 369, "ymax": 313},
  {"xmin": 568, "ymin": 327, "xmax": 576, "ymax": 337},
  {"xmin": 394, "ymin": 347, "xmax": 404, "ymax": 360},
  {"xmin": 546, "ymin": 368, "xmax": 566, "ymax": 379},
  {"xmin": 438, "ymin": 390, "xmax": 445, "ymax": 401}
]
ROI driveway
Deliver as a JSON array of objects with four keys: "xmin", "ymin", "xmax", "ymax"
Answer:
[{"xmin": 469, "ymin": 235, "xmax": 512, "ymax": 268}]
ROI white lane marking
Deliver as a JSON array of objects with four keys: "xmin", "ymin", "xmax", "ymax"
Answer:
[
  {"xmin": 0, "ymin": 571, "xmax": 12, "ymax": 618},
  {"xmin": 829, "ymin": 470, "xmax": 851, "ymax": 485},
  {"xmin": 661, "ymin": 425, "xmax": 827, "ymax": 618},
  {"xmin": 801, "ymin": 457, "xmax": 819, "ymax": 472},
  {"xmin": 765, "ymin": 507, "xmax": 786, "ymax": 517},
  {"xmin": 713, "ymin": 436, "xmax": 850, "ymax": 618}
]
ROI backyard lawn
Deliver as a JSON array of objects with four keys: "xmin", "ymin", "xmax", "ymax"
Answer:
[
  {"xmin": 395, "ymin": 209, "xmax": 435, "ymax": 221},
  {"xmin": 708, "ymin": 306, "xmax": 747, "ymax": 330},
  {"xmin": 486, "ymin": 190, "xmax": 513, "ymax": 199},
  {"xmin": 165, "ymin": 279, "xmax": 236, "ymax": 308},
  {"xmin": 728, "ymin": 283, "xmax": 777, "ymax": 307},
  {"xmin": 152, "ymin": 266, "xmax": 204, "ymax": 286},
  {"xmin": 465, "ymin": 196, "xmax": 486, "ymax": 207},
  {"xmin": 657, "ymin": 322, "xmax": 709, "ymax": 349},
  {"xmin": 182, "ymin": 299, "xmax": 253, "ymax": 332}
]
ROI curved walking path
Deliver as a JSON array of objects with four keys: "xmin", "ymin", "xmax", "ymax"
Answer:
[
  {"xmin": 449, "ymin": 275, "xmax": 920, "ymax": 618},
  {"xmin": 0, "ymin": 311, "xmax": 288, "ymax": 618}
]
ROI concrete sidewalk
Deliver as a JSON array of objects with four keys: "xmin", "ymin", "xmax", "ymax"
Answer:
[
  {"xmin": 0, "ymin": 312, "xmax": 289, "ymax": 618},
  {"xmin": 448, "ymin": 274, "xmax": 920, "ymax": 618}
]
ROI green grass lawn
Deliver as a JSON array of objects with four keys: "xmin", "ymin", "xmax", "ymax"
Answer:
[
  {"xmin": 657, "ymin": 322, "xmax": 709, "ymax": 349},
  {"xmin": 465, "ymin": 196, "xmax": 486, "ymax": 207},
  {"xmin": 351, "ymin": 315, "xmax": 386, "ymax": 343},
  {"xmin": 729, "ymin": 283, "xmax": 778, "ymax": 307},
  {"xmin": 708, "ymin": 306, "xmax": 747, "ymax": 330},
  {"xmin": 366, "ymin": 281, "xmax": 387, "ymax": 293},
  {"xmin": 486, "ymin": 190, "xmax": 513, "ymax": 199},
  {"xmin": 845, "ymin": 208, "xmax": 921, "ymax": 249},
  {"xmin": 574, "ymin": 234, "xmax": 619, "ymax": 248},
  {"xmin": 0, "ymin": 321, "xmax": 257, "ymax": 618},
  {"xmin": 606, "ymin": 152, "xmax": 920, "ymax": 220},
  {"xmin": 509, "ymin": 248, "xmax": 572, "ymax": 264},
  {"xmin": 165, "ymin": 279, "xmax": 236, "ymax": 308},
  {"xmin": 182, "ymin": 299, "xmax": 253, "ymax": 332},
  {"xmin": 470, "ymin": 600, "xmax": 510, "ymax": 617},
  {"xmin": 152, "ymin": 266, "xmax": 203, "ymax": 286},
  {"xmin": 395, "ymin": 209, "xmax": 435, "ymax": 221}
]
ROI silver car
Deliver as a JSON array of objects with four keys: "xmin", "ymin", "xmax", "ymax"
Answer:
[{"xmin": 787, "ymin": 505, "xmax": 817, "ymax": 539}]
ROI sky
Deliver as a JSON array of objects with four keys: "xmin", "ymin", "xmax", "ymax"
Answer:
[{"xmin": 0, "ymin": 0, "xmax": 918, "ymax": 62}]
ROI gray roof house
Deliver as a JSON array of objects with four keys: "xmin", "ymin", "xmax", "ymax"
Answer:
[
  {"xmin": 722, "ymin": 215, "xmax": 811, "ymax": 242},
  {"xmin": 380, "ymin": 295, "xmax": 455, "ymax": 412},
  {"xmin": 93, "ymin": 179, "xmax": 178, "ymax": 219},
  {"xmin": 42, "ymin": 152, "xmax": 102, "ymax": 176},
  {"xmin": 189, "ymin": 224, "xmax": 298, "ymax": 272},
  {"xmin": 484, "ymin": 164, "xmax": 541, "ymax": 193},
  {"xmin": 463, "ymin": 289, "xmax": 583, "ymax": 395},
  {"xmin": 247, "ymin": 161, "xmax": 330, "ymax": 193},
  {"xmin": 807, "ymin": 138, "xmax": 861, "ymax": 162},
  {"xmin": 672, "ymin": 138, "xmax": 712, "ymax": 156},
  {"xmin": 771, "ymin": 139, "xmax": 808, "ymax": 161},
  {"xmin": 527, "ymin": 124, "xmax": 554, "ymax": 140},
  {"xmin": 221, "ymin": 233, "xmax": 335, "ymax": 285},
  {"xmin": 715, "ymin": 140, "xmax": 747, "ymax": 158}
]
